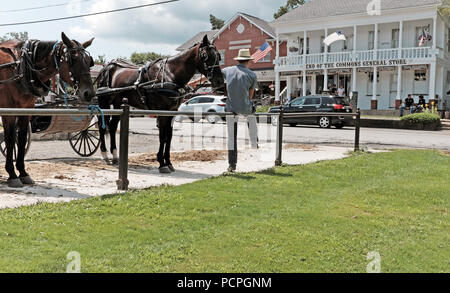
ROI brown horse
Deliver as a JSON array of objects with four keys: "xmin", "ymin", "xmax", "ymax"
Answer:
[
  {"xmin": 0, "ymin": 32, "xmax": 95, "ymax": 188},
  {"xmin": 96, "ymin": 35, "xmax": 224, "ymax": 173}
]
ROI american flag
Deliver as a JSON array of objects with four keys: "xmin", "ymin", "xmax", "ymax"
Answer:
[
  {"xmin": 251, "ymin": 42, "xmax": 272, "ymax": 63},
  {"xmin": 418, "ymin": 27, "xmax": 432, "ymax": 47}
]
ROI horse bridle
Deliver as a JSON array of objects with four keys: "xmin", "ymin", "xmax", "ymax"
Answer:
[
  {"xmin": 52, "ymin": 41, "xmax": 94, "ymax": 90},
  {"xmin": 199, "ymin": 44, "xmax": 221, "ymax": 81}
]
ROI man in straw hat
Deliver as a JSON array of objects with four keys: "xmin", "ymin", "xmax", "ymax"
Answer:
[{"xmin": 222, "ymin": 49, "xmax": 259, "ymax": 173}]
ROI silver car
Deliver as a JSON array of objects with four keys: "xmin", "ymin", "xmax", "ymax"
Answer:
[{"xmin": 177, "ymin": 95, "xmax": 227, "ymax": 123}]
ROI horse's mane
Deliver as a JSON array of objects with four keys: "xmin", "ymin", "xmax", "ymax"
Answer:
[{"xmin": 0, "ymin": 39, "xmax": 57, "ymax": 62}]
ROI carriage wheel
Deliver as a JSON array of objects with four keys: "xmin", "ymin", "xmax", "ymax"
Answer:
[
  {"xmin": 0, "ymin": 122, "xmax": 32, "ymax": 162},
  {"xmin": 69, "ymin": 121, "xmax": 101, "ymax": 157}
]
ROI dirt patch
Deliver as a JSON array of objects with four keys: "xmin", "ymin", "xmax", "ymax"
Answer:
[
  {"xmin": 0, "ymin": 150, "xmax": 229, "ymax": 181},
  {"xmin": 128, "ymin": 150, "xmax": 227, "ymax": 168},
  {"xmin": 285, "ymin": 144, "xmax": 318, "ymax": 151},
  {"xmin": 441, "ymin": 151, "xmax": 450, "ymax": 156}
]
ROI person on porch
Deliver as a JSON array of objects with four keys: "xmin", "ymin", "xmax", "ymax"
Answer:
[
  {"xmin": 417, "ymin": 95, "xmax": 426, "ymax": 112},
  {"xmin": 400, "ymin": 94, "xmax": 416, "ymax": 117}
]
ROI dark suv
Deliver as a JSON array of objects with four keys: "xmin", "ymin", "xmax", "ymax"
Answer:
[{"xmin": 269, "ymin": 95, "xmax": 352, "ymax": 128}]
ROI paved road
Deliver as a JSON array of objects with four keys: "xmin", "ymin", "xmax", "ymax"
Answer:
[
  {"xmin": 129, "ymin": 117, "xmax": 450, "ymax": 151},
  {"xmin": 3, "ymin": 116, "xmax": 447, "ymax": 162}
]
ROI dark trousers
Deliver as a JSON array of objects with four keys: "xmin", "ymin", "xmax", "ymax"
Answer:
[
  {"xmin": 227, "ymin": 116, "xmax": 258, "ymax": 167},
  {"xmin": 227, "ymin": 119, "xmax": 238, "ymax": 167}
]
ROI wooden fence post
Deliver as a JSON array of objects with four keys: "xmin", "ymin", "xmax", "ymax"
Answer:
[{"xmin": 117, "ymin": 99, "xmax": 130, "ymax": 191}]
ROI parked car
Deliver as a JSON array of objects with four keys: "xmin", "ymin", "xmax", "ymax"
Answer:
[
  {"xmin": 177, "ymin": 95, "xmax": 227, "ymax": 123},
  {"xmin": 269, "ymin": 95, "xmax": 353, "ymax": 128}
]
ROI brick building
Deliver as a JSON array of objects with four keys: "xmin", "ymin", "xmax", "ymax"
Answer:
[{"xmin": 177, "ymin": 12, "xmax": 288, "ymax": 97}]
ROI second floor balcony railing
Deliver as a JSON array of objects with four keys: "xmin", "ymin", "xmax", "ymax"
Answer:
[{"xmin": 276, "ymin": 47, "xmax": 433, "ymax": 69}]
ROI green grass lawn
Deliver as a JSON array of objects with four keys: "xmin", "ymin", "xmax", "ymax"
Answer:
[{"xmin": 0, "ymin": 150, "xmax": 448, "ymax": 273}]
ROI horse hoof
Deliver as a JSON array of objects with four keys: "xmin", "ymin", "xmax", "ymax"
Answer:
[
  {"xmin": 7, "ymin": 178, "xmax": 24, "ymax": 188},
  {"xmin": 103, "ymin": 158, "xmax": 111, "ymax": 165},
  {"xmin": 168, "ymin": 165, "xmax": 176, "ymax": 172},
  {"xmin": 112, "ymin": 158, "xmax": 119, "ymax": 165},
  {"xmin": 20, "ymin": 176, "xmax": 35, "ymax": 185},
  {"xmin": 159, "ymin": 166, "xmax": 172, "ymax": 174}
]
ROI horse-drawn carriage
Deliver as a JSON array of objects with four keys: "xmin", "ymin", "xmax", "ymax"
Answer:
[{"xmin": 0, "ymin": 96, "xmax": 100, "ymax": 161}]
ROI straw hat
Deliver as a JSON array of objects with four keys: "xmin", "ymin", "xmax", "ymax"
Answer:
[{"xmin": 234, "ymin": 49, "xmax": 254, "ymax": 61}]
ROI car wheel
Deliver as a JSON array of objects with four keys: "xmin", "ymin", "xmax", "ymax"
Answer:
[
  {"xmin": 318, "ymin": 117, "xmax": 331, "ymax": 128},
  {"xmin": 207, "ymin": 112, "xmax": 219, "ymax": 124},
  {"xmin": 335, "ymin": 123, "xmax": 345, "ymax": 129}
]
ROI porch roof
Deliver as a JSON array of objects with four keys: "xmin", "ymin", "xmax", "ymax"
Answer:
[{"xmin": 271, "ymin": 0, "xmax": 443, "ymax": 25}]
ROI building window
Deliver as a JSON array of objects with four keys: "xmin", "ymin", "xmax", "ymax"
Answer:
[
  {"xmin": 415, "ymin": 25, "xmax": 431, "ymax": 47},
  {"xmin": 368, "ymin": 31, "xmax": 375, "ymax": 50},
  {"xmin": 414, "ymin": 70, "xmax": 427, "ymax": 81},
  {"xmin": 368, "ymin": 72, "xmax": 379, "ymax": 83},
  {"xmin": 299, "ymin": 37, "xmax": 309, "ymax": 54},
  {"xmin": 219, "ymin": 50, "xmax": 225, "ymax": 66},
  {"xmin": 392, "ymin": 29, "xmax": 400, "ymax": 48},
  {"xmin": 447, "ymin": 28, "xmax": 450, "ymax": 53},
  {"xmin": 344, "ymin": 35, "xmax": 353, "ymax": 51},
  {"xmin": 255, "ymin": 47, "xmax": 271, "ymax": 63}
]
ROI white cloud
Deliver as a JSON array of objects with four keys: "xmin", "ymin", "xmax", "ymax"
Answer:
[{"xmin": 68, "ymin": 0, "xmax": 282, "ymax": 58}]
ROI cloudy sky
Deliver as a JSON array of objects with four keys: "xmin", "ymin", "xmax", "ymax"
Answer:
[{"xmin": 0, "ymin": 0, "xmax": 284, "ymax": 61}]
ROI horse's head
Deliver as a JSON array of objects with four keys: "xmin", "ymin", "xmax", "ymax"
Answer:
[
  {"xmin": 57, "ymin": 32, "xmax": 95, "ymax": 102},
  {"xmin": 196, "ymin": 35, "xmax": 224, "ymax": 89}
]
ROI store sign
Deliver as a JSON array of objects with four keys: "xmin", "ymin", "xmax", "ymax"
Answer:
[
  {"xmin": 306, "ymin": 59, "xmax": 408, "ymax": 70},
  {"xmin": 280, "ymin": 71, "xmax": 301, "ymax": 76}
]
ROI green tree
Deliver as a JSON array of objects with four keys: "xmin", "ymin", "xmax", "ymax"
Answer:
[
  {"xmin": 210, "ymin": 14, "xmax": 225, "ymax": 30},
  {"xmin": 274, "ymin": 0, "xmax": 305, "ymax": 19},
  {"xmin": 439, "ymin": 0, "xmax": 450, "ymax": 16},
  {"xmin": 130, "ymin": 52, "xmax": 170, "ymax": 65},
  {"xmin": 0, "ymin": 31, "xmax": 28, "ymax": 42}
]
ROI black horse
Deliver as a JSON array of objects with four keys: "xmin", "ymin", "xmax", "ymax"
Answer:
[
  {"xmin": 0, "ymin": 32, "xmax": 95, "ymax": 188},
  {"xmin": 95, "ymin": 35, "xmax": 224, "ymax": 173}
]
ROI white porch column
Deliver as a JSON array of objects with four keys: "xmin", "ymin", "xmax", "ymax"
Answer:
[
  {"xmin": 396, "ymin": 66, "xmax": 403, "ymax": 101},
  {"xmin": 303, "ymin": 30, "xmax": 307, "ymax": 56},
  {"xmin": 432, "ymin": 15, "xmax": 437, "ymax": 50},
  {"xmin": 372, "ymin": 67, "xmax": 378, "ymax": 101},
  {"xmin": 275, "ymin": 32, "xmax": 280, "ymax": 102},
  {"xmin": 324, "ymin": 28, "xmax": 328, "ymax": 92},
  {"xmin": 302, "ymin": 70, "xmax": 307, "ymax": 96},
  {"xmin": 287, "ymin": 77, "xmax": 292, "ymax": 101},
  {"xmin": 352, "ymin": 67, "xmax": 357, "ymax": 93},
  {"xmin": 374, "ymin": 23, "xmax": 378, "ymax": 59},
  {"xmin": 399, "ymin": 20, "xmax": 403, "ymax": 58},
  {"xmin": 311, "ymin": 74, "xmax": 317, "ymax": 95},
  {"xmin": 429, "ymin": 61, "xmax": 436, "ymax": 101}
]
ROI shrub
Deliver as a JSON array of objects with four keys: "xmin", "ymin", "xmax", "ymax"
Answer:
[
  {"xmin": 400, "ymin": 113, "xmax": 441, "ymax": 125},
  {"xmin": 256, "ymin": 104, "xmax": 276, "ymax": 113}
]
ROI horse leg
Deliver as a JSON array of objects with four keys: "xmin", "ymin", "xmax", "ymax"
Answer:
[
  {"xmin": 2, "ymin": 117, "xmax": 22, "ymax": 188},
  {"xmin": 16, "ymin": 116, "xmax": 34, "ymax": 185},
  {"xmin": 109, "ymin": 115, "xmax": 120, "ymax": 165},
  {"xmin": 164, "ymin": 117, "xmax": 175, "ymax": 172},
  {"xmin": 98, "ymin": 98, "xmax": 111, "ymax": 164},
  {"xmin": 98, "ymin": 115, "xmax": 111, "ymax": 165},
  {"xmin": 157, "ymin": 117, "xmax": 171, "ymax": 174}
]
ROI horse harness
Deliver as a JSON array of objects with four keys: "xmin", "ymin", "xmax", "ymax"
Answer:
[{"xmin": 0, "ymin": 40, "xmax": 92, "ymax": 97}]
